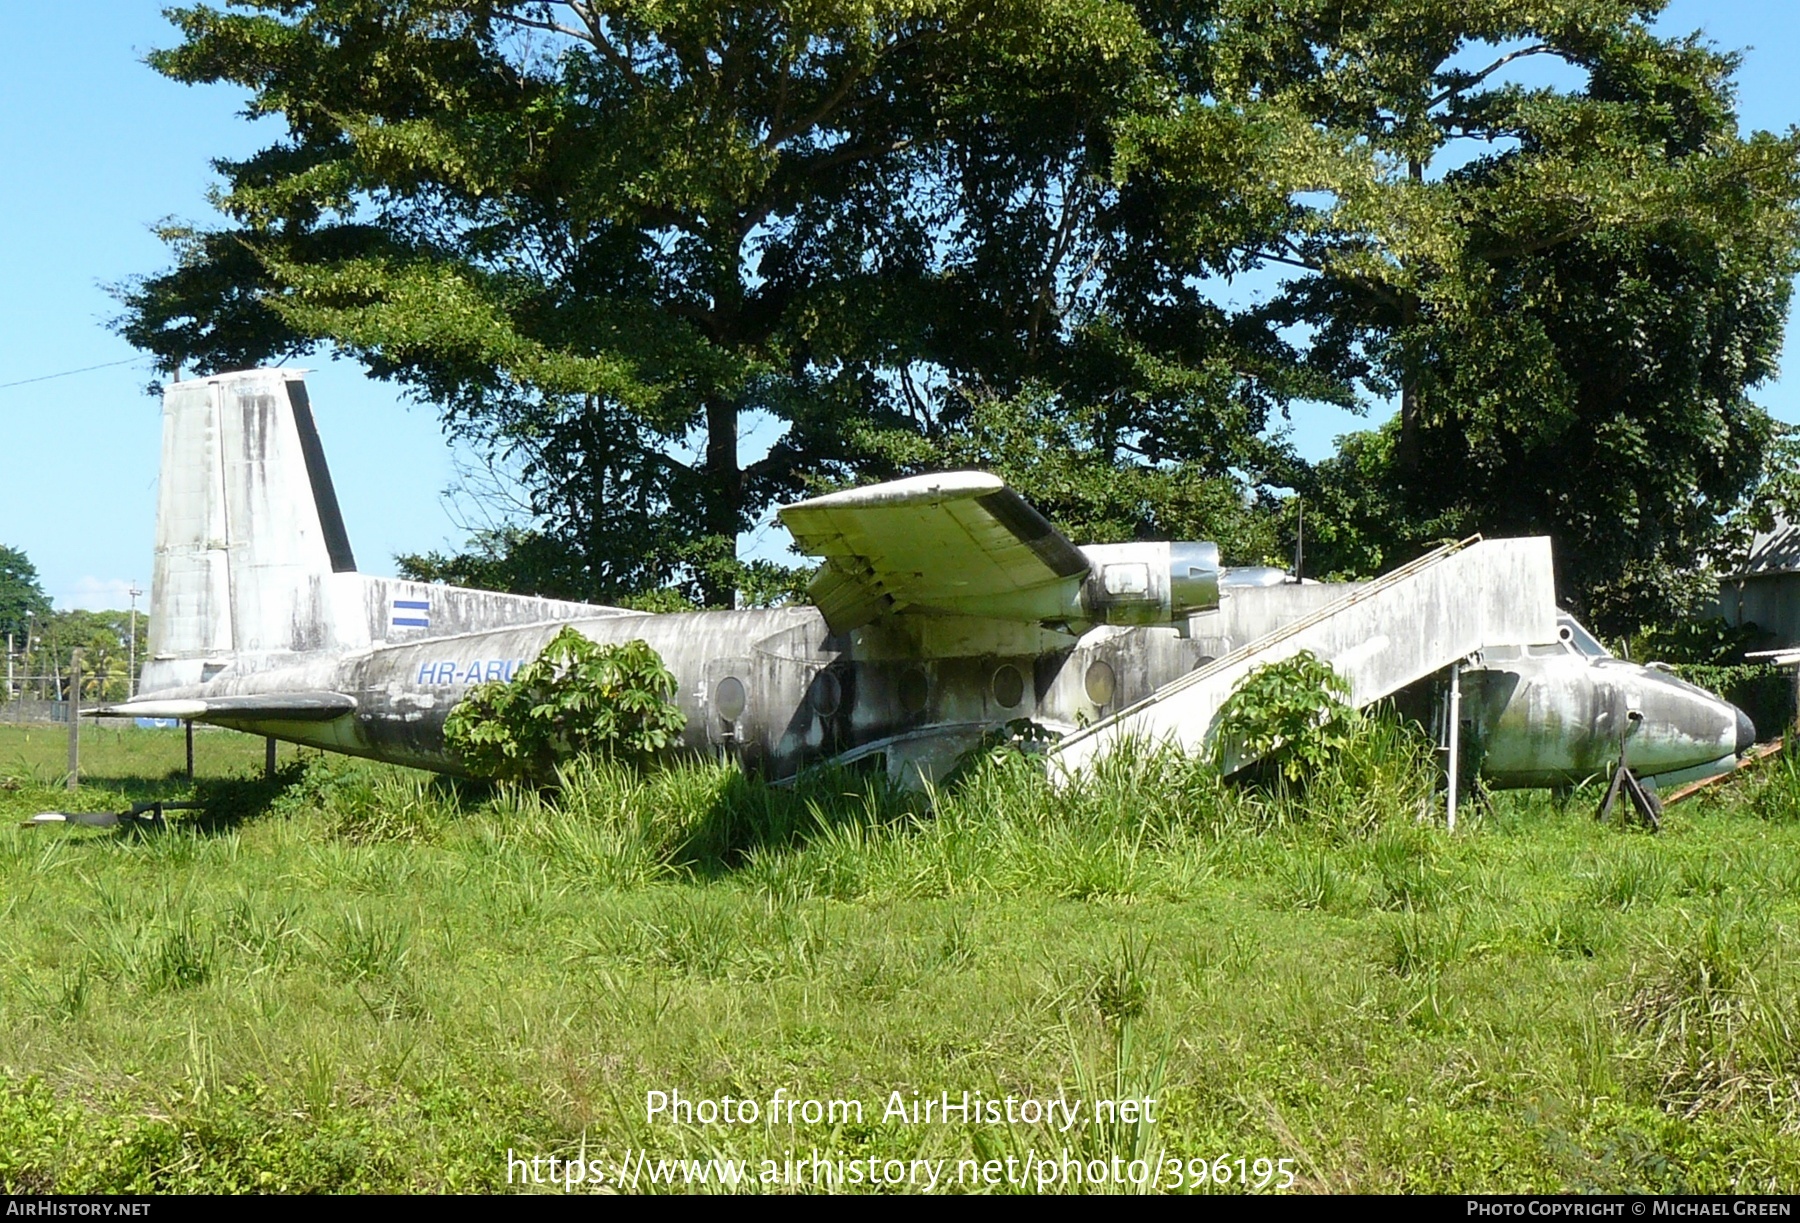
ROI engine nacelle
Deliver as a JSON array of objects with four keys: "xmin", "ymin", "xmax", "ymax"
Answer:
[{"xmin": 1078, "ymin": 542, "xmax": 1221, "ymax": 625}]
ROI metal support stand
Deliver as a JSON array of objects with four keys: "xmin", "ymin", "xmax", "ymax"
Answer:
[
  {"xmin": 1446, "ymin": 662, "xmax": 1461, "ymax": 833},
  {"xmin": 265, "ymin": 736, "xmax": 277, "ymax": 780},
  {"xmin": 1596, "ymin": 710, "xmax": 1660, "ymax": 830},
  {"xmin": 1597, "ymin": 762, "xmax": 1662, "ymax": 830},
  {"xmin": 185, "ymin": 720, "xmax": 194, "ymax": 782}
]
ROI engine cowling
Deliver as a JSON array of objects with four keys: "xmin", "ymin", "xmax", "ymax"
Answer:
[{"xmin": 1077, "ymin": 542, "xmax": 1221, "ymax": 625}]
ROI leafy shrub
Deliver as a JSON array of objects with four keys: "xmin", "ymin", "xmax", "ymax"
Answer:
[
  {"xmin": 444, "ymin": 627, "xmax": 686, "ymax": 784},
  {"xmin": 1751, "ymin": 744, "xmax": 1800, "ymax": 824},
  {"xmin": 1211, "ymin": 650, "xmax": 1360, "ymax": 783},
  {"xmin": 1635, "ymin": 615, "xmax": 1766, "ymax": 667},
  {"xmin": 947, "ymin": 717, "xmax": 1062, "ymax": 785}
]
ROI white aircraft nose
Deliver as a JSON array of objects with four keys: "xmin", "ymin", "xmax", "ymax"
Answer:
[{"xmin": 1736, "ymin": 706, "xmax": 1757, "ymax": 755}]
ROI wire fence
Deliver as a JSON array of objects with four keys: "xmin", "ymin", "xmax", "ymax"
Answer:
[
  {"xmin": 0, "ymin": 698, "xmax": 80, "ymax": 725},
  {"xmin": 2, "ymin": 671, "xmax": 142, "ymax": 713}
]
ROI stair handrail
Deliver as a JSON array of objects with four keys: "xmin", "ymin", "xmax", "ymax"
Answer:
[{"xmin": 1049, "ymin": 535, "xmax": 1483, "ymax": 756}]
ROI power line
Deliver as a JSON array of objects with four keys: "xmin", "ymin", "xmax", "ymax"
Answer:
[{"xmin": 0, "ymin": 355, "xmax": 154, "ymax": 391}]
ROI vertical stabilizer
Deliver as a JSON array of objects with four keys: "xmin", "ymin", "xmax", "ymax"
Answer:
[
  {"xmin": 139, "ymin": 368, "xmax": 629, "ymax": 697},
  {"xmin": 141, "ymin": 370, "xmax": 355, "ymax": 690}
]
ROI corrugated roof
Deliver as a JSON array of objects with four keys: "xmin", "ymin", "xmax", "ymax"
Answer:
[{"xmin": 1736, "ymin": 516, "xmax": 1800, "ymax": 576}]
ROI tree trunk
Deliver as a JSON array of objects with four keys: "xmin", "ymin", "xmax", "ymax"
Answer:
[
  {"xmin": 1396, "ymin": 155, "xmax": 1426, "ymax": 476},
  {"xmin": 698, "ymin": 393, "xmax": 742, "ymax": 607},
  {"xmin": 1398, "ymin": 343, "xmax": 1420, "ymax": 476}
]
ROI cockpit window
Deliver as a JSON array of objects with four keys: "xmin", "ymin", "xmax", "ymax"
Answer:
[{"xmin": 1556, "ymin": 613, "xmax": 1610, "ymax": 659}]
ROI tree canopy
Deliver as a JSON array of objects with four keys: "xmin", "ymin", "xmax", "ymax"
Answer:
[
  {"xmin": 0, "ymin": 545, "xmax": 50, "ymax": 646},
  {"xmin": 117, "ymin": 1, "xmax": 1800, "ymax": 627},
  {"xmin": 33, "ymin": 611, "xmax": 147, "ymax": 702},
  {"xmin": 1209, "ymin": 2, "xmax": 1800, "ymax": 632}
]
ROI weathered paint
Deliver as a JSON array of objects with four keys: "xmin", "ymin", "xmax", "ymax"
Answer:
[
  {"xmin": 109, "ymin": 369, "xmax": 1756, "ymax": 792},
  {"xmin": 139, "ymin": 561, "xmax": 1752, "ymax": 792},
  {"xmin": 132, "ymin": 604, "xmax": 1215, "ymax": 784},
  {"xmin": 1050, "ymin": 537, "xmax": 1563, "ymax": 776},
  {"xmin": 1464, "ymin": 651, "xmax": 1752, "ymax": 788},
  {"xmin": 1050, "ymin": 545, "xmax": 1752, "ymax": 790},
  {"xmin": 142, "ymin": 370, "xmax": 629, "ymax": 694}
]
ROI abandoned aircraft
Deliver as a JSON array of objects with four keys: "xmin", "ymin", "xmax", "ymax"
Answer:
[{"xmin": 92, "ymin": 368, "xmax": 1755, "ymax": 795}]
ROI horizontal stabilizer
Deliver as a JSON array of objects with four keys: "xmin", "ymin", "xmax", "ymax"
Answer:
[
  {"xmin": 23, "ymin": 801, "xmax": 200, "ymax": 830},
  {"xmin": 88, "ymin": 692, "xmax": 357, "ymax": 722},
  {"xmin": 24, "ymin": 810, "xmax": 123, "ymax": 828}
]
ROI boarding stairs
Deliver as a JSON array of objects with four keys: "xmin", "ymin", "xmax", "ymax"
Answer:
[{"xmin": 1048, "ymin": 536, "xmax": 1559, "ymax": 776}]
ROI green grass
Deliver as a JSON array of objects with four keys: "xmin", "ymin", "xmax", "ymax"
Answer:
[{"xmin": 0, "ymin": 722, "xmax": 1798, "ymax": 1192}]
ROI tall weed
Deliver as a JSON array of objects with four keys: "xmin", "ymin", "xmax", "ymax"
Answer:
[
  {"xmin": 1750, "ymin": 746, "xmax": 1800, "ymax": 824},
  {"xmin": 1585, "ymin": 848, "xmax": 1673, "ymax": 910},
  {"xmin": 1620, "ymin": 906, "xmax": 1799, "ymax": 1130}
]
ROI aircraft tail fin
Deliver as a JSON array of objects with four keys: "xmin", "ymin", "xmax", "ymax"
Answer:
[
  {"xmin": 142, "ymin": 369, "xmax": 355, "ymax": 691},
  {"xmin": 140, "ymin": 369, "xmax": 624, "ymax": 694}
]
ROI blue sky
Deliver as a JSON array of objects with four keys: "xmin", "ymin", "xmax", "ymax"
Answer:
[{"xmin": 1, "ymin": 2, "xmax": 1796, "ymax": 609}]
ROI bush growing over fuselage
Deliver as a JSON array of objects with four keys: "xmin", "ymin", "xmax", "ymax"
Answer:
[{"xmin": 444, "ymin": 627, "xmax": 686, "ymax": 785}]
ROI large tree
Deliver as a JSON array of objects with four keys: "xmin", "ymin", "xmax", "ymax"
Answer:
[
  {"xmin": 1118, "ymin": 1, "xmax": 1800, "ymax": 629},
  {"xmin": 119, "ymin": 2, "xmax": 1800, "ymax": 624},
  {"xmin": 0, "ymin": 545, "xmax": 50, "ymax": 648},
  {"xmin": 26, "ymin": 611, "xmax": 146, "ymax": 703},
  {"xmin": 118, "ymin": 0, "xmax": 1323, "ymax": 603}
]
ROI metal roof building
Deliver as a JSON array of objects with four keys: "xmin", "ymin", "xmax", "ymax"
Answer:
[{"xmin": 1719, "ymin": 516, "xmax": 1800, "ymax": 648}]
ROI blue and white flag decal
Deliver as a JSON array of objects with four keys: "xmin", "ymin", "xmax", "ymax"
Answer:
[{"xmin": 392, "ymin": 599, "xmax": 431, "ymax": 628}]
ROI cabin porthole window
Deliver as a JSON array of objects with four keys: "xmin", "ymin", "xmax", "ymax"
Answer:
[
  {"xmin": 1084, "ymin": 659, "xmax": 1116, "ymax": 706},
  {"xmin": 714, "ymin": 675, "xmax": 747, "ymax": 722},
  {"xmin": 898, "ymin": 667, "xmax": 930, "ymax": 715},
  {"xmin": 991, "ymin": 664, "xmax": 1025, "ymax": 709},
  {"xmin": 810, "ymin": 670, "xmax": 842, "ymax": 717}
]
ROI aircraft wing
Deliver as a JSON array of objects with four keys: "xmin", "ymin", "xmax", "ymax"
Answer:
[
  {"xmin": 778, "ymin": 472, "xmax": 1090, "ymax": 633},
  {"xmin": 88, "ymin": 692, "xmax": 357, "ymax": 722}
]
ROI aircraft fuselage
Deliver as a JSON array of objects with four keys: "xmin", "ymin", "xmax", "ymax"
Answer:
[
  {"xmin": 1465, "ymin": 652, "xmax": 1753, "ymax": 789},
  {"xmin": 169, "ymin": 605, "xmax": 1751, "ymax": 791},
  {"xmin": 181, "ymin": 606, "xmax": 1212, "ymax": 783}
]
